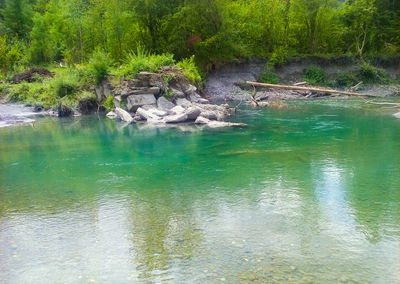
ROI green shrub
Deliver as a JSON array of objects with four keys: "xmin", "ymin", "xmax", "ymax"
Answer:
[
  {"xmin": 0, "ymin": 36, "xmax": 24, "ymax": 74},
  {"xmin": 102, "ymin": 95, "xmax": 114, "ymax": 112},
  {"xmin": 357, "ymin": 63, "xmax": 390, "ymax": 84},
  {"xmin": 259, "ymin": 71, "xmax": 280, "ymax": 84},
  {"xmin": 335, "ymin": 71, "xmax": 358, "ymax": 87},
  {"xmin": 52, "ymin": 72, "xmax": 79, "ymax": 98},
  {"xmin": 303, "ymin": 66, "xmax": 327, "ymax": 85},
  {"xmin": 177, "ymin": 56, "xmax": 202, "ymax": 85},
  {"xmin": 122, "ymin": 46, "xmax": 175, "ymax": 78},
  {"xmin": 87, "ymin": 49, "xmax": 112, "ymax": 86},
  {"xmin": 267, "ymin": 46, "xmax": 289, "ymax": 70}
]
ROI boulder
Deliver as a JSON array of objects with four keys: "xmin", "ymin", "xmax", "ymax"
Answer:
[
  {"xmin": 115, "ymin": 107, "xmax": 134, "ymax": 123},
  {"xmin": 171, "ymin": 105, "xmax": 185, "ymax": 114},
  {"xmin": 184, "ymin": 106, "xmax": 201, "ymax": 120},
  {"xmin": 171, "ymin": 88, "xmax": 185, "ymax": 98},
  {"xmin": 121, "ymin": 87, "xmax": 160, "ymax": 98},
  {"xmin": 394, "ymin": 112, "xmax": 400, "ymax": 119},
  {"xmin": 194, "ymin": 116, "xmax": 246, "ymax": 128},
  {"xmin": 199, "ymin": 110, "xmax": 218, "ymax": 120},
  {"xmin": 136, "ymin": 107, "xmax": 162, "ymax": 121},
  {"xmin": 176, "ymin": 98, "xmax": 192, "ymax": 108},
  {"xmin": 194, "ymin": 116, "xmax": 210, "ymax": 125},
  {"xmin": 128, "ymin": 79, "xmax": 148, "ymax": 88},
  {"xmin": 157, "ymin": 96, "xmax": 175, "ymax": 111},
  {"xmin": 106, "ymin": 111, "xmax": 118, "ymax": 119},
  {"xmin": 189, "ymin": 93, "xmax": 209, "ymax": 104},
  {"xmin": 114, "ymin": 95, "xmax": 122, "ymax": 108},
  {"xmin": 95, "ymin": 79, "xmax": 112, "ymax": 101},
  {"xmin": 183, "ymin": 84, "xmax": 197, "ymax": 95},
  {"xmin": 164, "ymin": 113, "xmax": 188, "ymax": 123},
  {"xmin": 127, "ymin": 94, "xmax": 156, "ymax": 112},
  {"xmin": 148, "ymin": 108, "xmax": 168, "ymax": 117},
  {"xmin": 58, "ymin": 104, "xmax": 74, "ymax": 117}
]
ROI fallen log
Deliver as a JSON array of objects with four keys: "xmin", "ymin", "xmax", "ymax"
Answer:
[{"xmin": 246, "ymin": 81, "xmax": 380, "ymax": 98}]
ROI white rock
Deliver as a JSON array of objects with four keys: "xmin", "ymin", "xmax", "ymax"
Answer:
[
  {"xmin": 115, "ymin": 107, "xmax": 133, "ymax": 123},
  {"xmin": 194, "ymin": 116, "xmax": 210, "ymax": 125},
  {"xmin": 171, "ymin": 105, "xmax": 186, "ymax": 114},
  {"xmin": 164, "ymin": 113, "xmax": 188, "ymax": 123},
  {"xmin": 136, "ymin": 107, "xmax": 162, "ymax": 121},
  {"xmin": 176, "ymin": 98, "xmax": 192, "ymax": 108},
  {"xmin": 106, "ymin": 111, "xmax": 117, "ymax": 119},
  {"xmin": 149, "ymin": 108, "xmax": 168, "ymax": 117},
  {"xmin": 184, "ymin": 106, "xmax": 201, "ymax": 120},
  {"xmin": 189, "ymin": 93, "xmax": 208, "ymax": 104},
  {"xmin": 199, "ymin": 110, "xmax": 218, "ymax": 120},
  {"xmin": 393, "ymin": 112, "xmax": 400, "ymax": 118},
  {"xmin": 184, "ymin": 84, "xmax": 197, "ymax": 95},
  {"xmin": 157, "ymin": 96, "xmax": 175, "ymax": 110}
]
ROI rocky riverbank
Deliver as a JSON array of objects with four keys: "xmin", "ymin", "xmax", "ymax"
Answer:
[{"xmin": 104, "ymin": 66, "xmax": 245, "ymax": 128}]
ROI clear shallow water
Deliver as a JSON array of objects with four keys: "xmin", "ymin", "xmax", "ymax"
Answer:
[{"xmin": 0, "ymin": 99, "xmax": 399, "ymax": 283}]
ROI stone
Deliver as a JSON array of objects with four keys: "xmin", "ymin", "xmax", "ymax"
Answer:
[
  {"xmin": 157, "ymin": 96, "xmax": 175, "ymax": 111},
  {"xmin": 126, "ymin": 94, "xmax": 156, "ymax": 112},
  {"xmin": 115, "ymin": 107, "xmax": 134, "ymax": 123},
  {"xmin": 106, "ymin": 111, "xmax": 117, "ymax": 119},
  {"xmin": 176, "ymin": 98, "xmax": 192, "ymax": 108},
  {"xmin": 189, "ymin": 93, "xmax": 209, "ymax": 104},
  {"xmin": 199, "ymin": 110, "xmax": 218, "ymax": 120},
  {"xmin": 393, "ymin": 112, "xmax": 400, "ymax": 119},
  {"xmin": 194, "ymin": 116, "xmax": 210, "ymax": 125},
  {"xmin": 114, "ymin": 95, "xmax": 122, "ymax": 108},
  {"xmin": 148, "ymin": 108, "xmax": 168, "ymax": 117},
  {"xmin": 128, "ymin": 79, "xmax": 148, "ymax": 88},
  {"xmin": 136, "ymin": 107, "xmax": 162, "ymax": 121},
  {"xmin": 58, "ymin": 104, "xmax": 74, "ymax": 117},
  {"xmin": 184, "ymin": 106, "xmax": 201, "ymax": 120},
  {"xmin": 171, "ymin": 88, "xmax": 185, "ymax": 98},
  {"xmin": 164, "ymin": 113, "xmax": 188, "ymax": 123},
  {"xmin": 95, "ymin": 79, "xmax": 112, "ymax": 101},
  {"xmin": 183, "ymin": 84, "xmax": 197, "ymax": 95},
  {"xmin": 121, "ymin": 87, "xmax": 160, "ymax": 98},
  {"xmin": 171, "ymin": 105, "xmax": 185, "ymax": 114}
]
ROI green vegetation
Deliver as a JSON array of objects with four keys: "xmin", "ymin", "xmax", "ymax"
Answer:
[
  {"xmin": 356, "ymin": 63, "xmax": 390, "ymax": 84},
  {"xmin": 102, "ymin": 95, "xmax": 115, "ymax": 112},
  {"xmin": 259, "ymin": 71, "xmax": 280, "ymax": 84},
  {"xmin": 87, "ymin": 50, "xmax": 113, "ymax": 86},
  {"xmin": 303, "ymin": 67, "xmax": 327, "ymax": 85},
  {"xmin": 121, "ymin": 47, "xmax": 175, "ymax": 78},
  {"xmin": 335, "ymin": 71, "xmax": 358, "ymax": 87},
  {"xmin": 0, "ymin": 0, "xmax": 399, "ymax": 108},
  {"xmin": 177, "ymin": 56, "xmax": 202, "ymax": 85}
]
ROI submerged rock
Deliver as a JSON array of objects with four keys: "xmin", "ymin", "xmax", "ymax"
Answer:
[
  {"xmin": 106, "ymin": 111, "xmax": 117, "ymax": 119},
  {"xmin": 393, "ymin": 112, "xmax": 400, "ymax": 119}
]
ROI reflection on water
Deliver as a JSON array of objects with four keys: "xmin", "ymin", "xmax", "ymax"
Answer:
[{"xmin": 0, "ymin": 100, "xmax": 400, "ymax": 283}]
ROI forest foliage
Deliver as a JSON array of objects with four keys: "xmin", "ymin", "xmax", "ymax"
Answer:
[{"xmin": 0, "ymin": 0, "xmax": 399, "ymax": 74}]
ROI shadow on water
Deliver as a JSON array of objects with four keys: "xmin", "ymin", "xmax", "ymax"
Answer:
[{"xmin": 0, "ymin": 100, "xmax": 399, "ymax": 282}]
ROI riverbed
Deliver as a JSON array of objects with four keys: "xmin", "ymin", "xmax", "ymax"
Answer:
[{"xmin": 0, "ymin": 99, "xmax": 399, "ymax": 283}]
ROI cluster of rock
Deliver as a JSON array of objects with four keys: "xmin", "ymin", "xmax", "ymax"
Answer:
[{"xmin": 106, "ymin": 68, "xmax": 245, "ymax": 128}]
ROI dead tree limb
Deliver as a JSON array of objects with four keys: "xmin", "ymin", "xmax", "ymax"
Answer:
[{"xmin": 246, "ymin": 81, "xmax": 380, "ymax": 98}]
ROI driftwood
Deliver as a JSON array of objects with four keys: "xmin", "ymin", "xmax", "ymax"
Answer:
[{"xmin": 246, "ymin": 81, "xmax": 380, "ymax": 98}]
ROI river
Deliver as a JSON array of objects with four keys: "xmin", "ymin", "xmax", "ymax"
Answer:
[{"xmin": 0, "ymin": 99, "xmax": 399, "ymax": 283}]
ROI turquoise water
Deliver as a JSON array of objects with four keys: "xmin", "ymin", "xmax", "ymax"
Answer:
[{"xmin": 0, "ymin": 99, "xmax": 399, "ymax": 283}]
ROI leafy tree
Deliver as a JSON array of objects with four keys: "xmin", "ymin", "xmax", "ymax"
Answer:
[{"xmin": 2, "ymin": 0, "xmax": 33, "ymax": 38}]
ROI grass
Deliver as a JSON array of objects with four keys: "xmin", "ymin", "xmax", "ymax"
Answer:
[
  {"xmin": 121, "ymin": 46, "xmax": 175, "ymax": 78},
  {"xmin": 87, "ymin": 49, "xmax": 113, "ymax": 86},
  {"xmin": 177, "ymin": 56, "xmax": 202, "ymax": 85}
]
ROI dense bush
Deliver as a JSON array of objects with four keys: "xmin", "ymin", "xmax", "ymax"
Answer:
[
  {"xmin": 302, "ymin": 67, "xmax": 327, "ymax": 85},
  {"xmin": 102, "ymin": 95, "xmax": 115, "ymax": 112},
  {"xmin": 177, "ymin": 56, "xmax": 202, "ymax": 85},
  {"xmin": 87, "ymin": 50, "xmax": 112, "ymax": 86},
  {"xmin": 356, "ymin": 63, "xmax": 390, "ymax": 84},
  {"xmin": 259, "ymin": 71, "xmax": 280, "ymax": 84},
  {"xmin": 52, "ymin": 72, "xmax": 80, "ymax": 98},
  {"xmin": 335, "ymin": 71, "xmax": 358, "ymax": 87}
]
